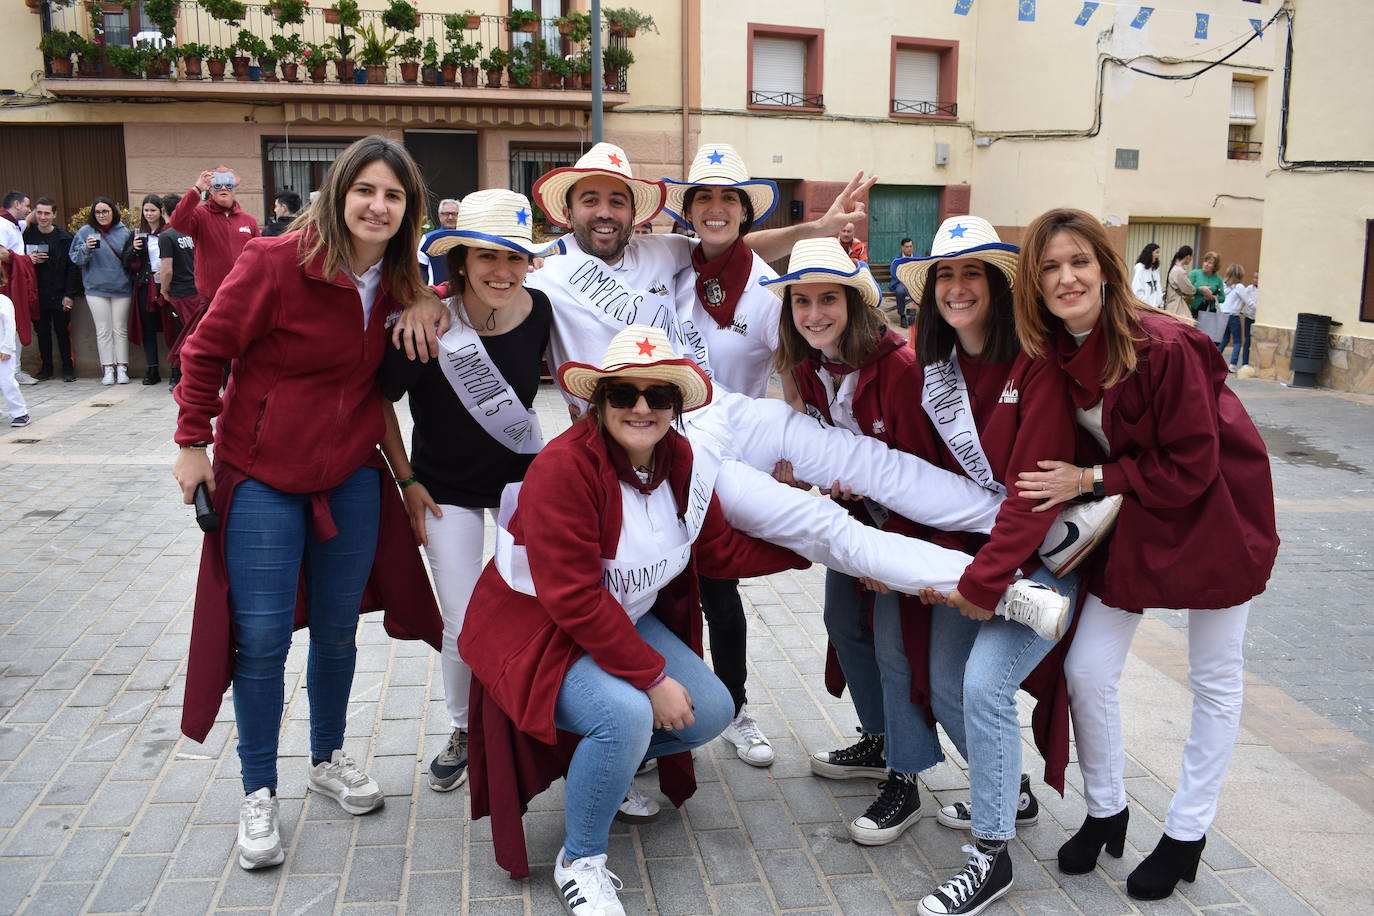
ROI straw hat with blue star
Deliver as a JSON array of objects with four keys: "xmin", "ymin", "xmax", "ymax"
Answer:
[
  {"xmin": 662, "ymin": 142, "xmax": 779, "ymax": 229},
  {"xmin": 424, "ymin": 189, "xmax": 563, "ymax": 259},
  {"xmin": 892, "ymin": 216, "xmax": 1019, "ymax": 302}
]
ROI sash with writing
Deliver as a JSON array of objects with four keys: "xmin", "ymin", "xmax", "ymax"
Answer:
[
  {"xmin": 921, "ymin": 349, "xmax": 1007, "ymax": 496},
  {"xmin": 437, "ymin": 314, "xmax": 543, "ymax": 454},
  {"xmin": 493, "ymin": 451, "xmax": 719, "ymax": 611}
]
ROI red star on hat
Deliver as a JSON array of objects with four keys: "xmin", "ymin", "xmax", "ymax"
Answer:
[
  {"xmin": 636, "ymin": 338, "xmax": 656, "ymax": 356},
  {"xmin": 608, "ymin": 153, "xmax": 623, "ymax": 166}
]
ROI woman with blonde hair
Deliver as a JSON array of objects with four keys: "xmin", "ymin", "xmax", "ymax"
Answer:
[{"xmin": 1012, "ymin": 208, "xmax": 1277, "ymax": 902}]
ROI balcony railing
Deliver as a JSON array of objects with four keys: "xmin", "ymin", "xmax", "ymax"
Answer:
[
  {"xmin": 891, "ymin": 98, "xmax": 957, "ymax": 117},
  {"xmin": 1227, "ymin": 140, "xmax": 1262, "ymax": 161},
  {"xmin": 749, "ymin": 89, "xmax": 823, "ymax": 109},
  {"xmin": 37, "ymin": 3, "xmax": 630, "ymax": 92}
]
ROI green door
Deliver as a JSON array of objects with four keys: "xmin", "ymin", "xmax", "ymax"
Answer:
[{"xmin": 868, "ymin": 184, "xmax": 942, "ymax": 268}]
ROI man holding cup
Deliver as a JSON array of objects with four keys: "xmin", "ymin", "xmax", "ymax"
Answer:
[{"xmin": 22, "ymin": 198, "xmax": 80, "ymax": 381}]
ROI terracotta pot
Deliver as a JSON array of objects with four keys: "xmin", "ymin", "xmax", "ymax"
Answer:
[
  {"xmin": 335, "ymin": 58, "xmax": 354, "ymax": 82},
  {"xmin": 207, "ymin": 58, "xmax": 226, "ymax": 80},
  {"xmin": 147, "ymin": 57, "xmax": 171, "ymax": 79},
  {"xmin": 461, "ymin": 66, "xmax": 478, "ymax": 88},
  {"xmin": 323, "ymin": 7, "xmax": 339, "ymax": 23},
  {"xmin": 280, "ymin": 62, "xmax": 298, "ymax": 81},
  {"xmin": 512, "ymin": 22, "xmax": 536, "ymax": 33},
  {"xmin": 26, "ymin": 0, "xmax": 44, "ymax": 12},
  {"xmin": 529, "ymin": 69, "xmax": 547, "ymax": 89},
  {"xmin": 77, "ymin": 57, "xmax": 100, "ymax": 78},
  {"xmin": 309, "ymin": 63, "xmax": 328, "ymax": 83},
  {"xmin": 399, "ymin": 61, "xmax": 419, "ymax": 83},
  {"xmin": 421, "ymin": 65, "xmax": 438, "ymax": 85},
  {"xmin": 365, "ymin": 64, "xmax": 388, "ymax": 84},
  {"xmin": 484, "ymin": 68, "xmax": 501, "ymax": 88},
  {"xmin": 182, "ymin": 56, "xmax": 203, "ymax": 78},
  {"xmin": 580, "ymin": 71, "xmax": 592, "ymax": 90},
  {"xmin": 557, "ymin": 22, "xmax": 573, "ymax": 35},
  {"xmin": 608, "ymin": 24, "xmax": 636, "ymax": 37},
  {"xmin": 50, "ymin": 57, "xmax": 74, "ymax": 77},
  {"xmin": 441, "ymin": 62, "xmax": 457, "ymax": 84},
  {"xmin": 465, "ymin": 14, "xmax": 481, "ymax": 29},
  {"xmin": 230, "ymin": 55, "xmax": 249, "ymax": 79}
]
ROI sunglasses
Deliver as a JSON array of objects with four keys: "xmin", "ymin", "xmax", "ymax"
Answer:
[
  {"xmin": 210, "ymin": 179, "xmax": 237, "ymax": 191},
  {"xmin": 602, "ymin": 382, "xmax": 677, "ymax": 411}
]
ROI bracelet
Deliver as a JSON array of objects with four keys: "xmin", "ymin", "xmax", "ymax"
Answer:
[
  {"xmin": 646, "ymin": 672, "xmax": 667, "ymax": 691},
  {"xmin": 1077, "ymin": 467, "xmax": 1087, "ymax": 496},
  {"xmin": 396, "ymin": 475, "xmax": 418, "ymax": 489}
]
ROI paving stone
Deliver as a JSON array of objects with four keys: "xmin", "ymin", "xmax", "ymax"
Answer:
[
  {"xmin": 804, "ymin": 823, "xmax": 871, "ymax": 876},
  {"xmin": 20, "ymin": 880, "xmax": 95, "ymax": 915},
  {"xmin": 1221, "ymin": 868, "xmax": 1319, "ymax": 915},
  {"xmin": 81, "ymin": 779, "xmax": 151, "ymax": 828},
  {"xmin": 0, "ymin": 782, "xmax": 43, "ymax": 828},
  {"xmin": 865, "ymin": 840, "xmax": 938, "ymax": 901},
  {"xmin": 218, "ymin": 855, "xmax": 285, "ymax": 908},
  {"xmin": 0, "ymin": 859, "xmax": 43, "ymax": 914},
  {"xmin": 86, "ymin": 855, "xmax": 169, "ymax": 914},
  {"xmin": 2, "ymin": 807, "xmax": 77, "ymax": 857},
  {"xmin": 737, "ymin": 800, "xmax": 802, "ymax": 851},
  {"xmin": 645, "ymin": 856, "xmax": 710, "ymax": 916},
  {"xmin": 404, "ymin": 870, "xmax": 463, "ymax": 915},
  {"xmin": 290, "ymin": 819, "xmax": 355, "ymax": 875},
  {"xmin": 778, "ymin": 774, "xmax": 842, "ymax": 824},
  {"xmin": 758, "ymin": 849, "xmax": 829, "ymax": 910},
  {"xmin": 829, "ymin": 874, "xmax": 898, "ymax": 915},
  {"xmin": 343, "ymin": 845, "xmax": 406, "ymax": 903},
  {"xmin": 123, "ymin": 803, "xmax": 195, "ymax": 854},
  {"xmin": 46, "ymin": 828, "xmax": 124, "ymax": 881},
  {"xmin": 681, "ymin": 782, "xmax": 739, "ymax": 832},
  {"xmin": 355, "ymin": 797, "xmax": 411, "ymax": 847},
  {"xmin": 1057, "ymin": 868, "xmax": 1135, "ymax": 915},
  {"xmin": 166, "ymin": 824, "xmax": 236, "ymax": 879},
  {"xmin": 278, "ymin": 873, "xmax": 342, "ymax": 916}
]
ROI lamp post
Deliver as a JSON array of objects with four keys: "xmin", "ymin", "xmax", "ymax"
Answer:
[{"xmin": 590, "ymin": 0, "xmax": 603, "ymax": 143}]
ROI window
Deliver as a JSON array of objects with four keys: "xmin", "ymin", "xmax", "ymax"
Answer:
[
  {"xmin": 1228, "ymin": 78, "xmax": 1261, "ymax": 160},
  {"xmin": 890, "ymin": 38, "xmax": 958, "ymax": 119},
  {"xmin": 510, "ymin": 144, "xmax": 580, "ymax": 204},
  {"xmin": 263, "ymin": 139, "xmax": 355, "ymax": 203},
  {"xmin": 748, "ymin": 26, "xmax": 823, "ymax": 111}
]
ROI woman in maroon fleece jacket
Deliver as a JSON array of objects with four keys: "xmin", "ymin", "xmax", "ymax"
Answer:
[
  {"xmin": 172, "ymin": 136, "xmax": 441, "ymax": 874},
  {"xmin": 1014, "ymin": 208, "xmax": 1278, "ymax": 902}
]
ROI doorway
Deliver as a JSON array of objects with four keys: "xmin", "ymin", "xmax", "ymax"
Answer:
[{"xmin": 404, "ymin": 130, "xmax": 479, "ymax": 224}]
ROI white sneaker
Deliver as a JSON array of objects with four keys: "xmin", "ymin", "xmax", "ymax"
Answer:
[
  {"xmin": 1038, "ymin": 495, "xmax": 1123, "ymax": 576},
  {"xmin": 614, "ymin": 781, "xmax": 659, "ymax": 823},
  {"xmin": 553, "ymin": 846, "xmax": 626, "ymax": 916},
  {"xmin": 237, "ymin": 787, "xmax": 284, "ymax": 870},
  {"xmin": 101, "ymin": 366, "xmax": 115, "ymax": 386},
  {"xmin": 720, "ymin": 710, "xmax": 774, "ymax": 766},
  {"xmin": 308, "ymin": 749, "xmax": 384, "ymax": 815},
  {"xmin": 15, "ymin": 369, "xmax": 38, "ymax": 386},
  {"xmin": 995, "ymin": 580, "xmax": 1070, "ymax": 641},
  {"xmin": 115, "ymin": 365, "xmax": 130, "ymax": 384}
]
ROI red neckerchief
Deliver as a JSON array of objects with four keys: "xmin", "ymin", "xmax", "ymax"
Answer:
[
  {"xmin": 691, "ymin": 237, "xmax": 752, "ymax": 330},
  {"xmin": 1055, "ymin": 322, "xmax": 1108, "ymax": 409},
  {"xmin": 604, "ymin": 429, "xmax": 675, "ymax": 496},
  {"xmin": 0, "ymin": 211, "xmax": 17, "ymax": 226}
]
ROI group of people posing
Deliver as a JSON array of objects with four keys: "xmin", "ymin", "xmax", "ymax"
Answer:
[{"xmin": 169, "ymin": 134, "xmax": 1278, "ymax": 916}]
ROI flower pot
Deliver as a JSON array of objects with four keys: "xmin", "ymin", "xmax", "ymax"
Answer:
[
  {"xmin": 77, "ymin": 57, "xmax": 101, "ymax": 78},
  {"xmin": 511, "ymin": 22, "xmax": 536, "ymax": 33},
  {"xmin": 50, "ymin": 57, "xmax": 74, "ymax": 77},
  {"xmin": 399, "ymin": 61, "xmax": 419, "ymax": 83},
  {"xmin": 26, "ymin": 0, "xmax": 44, "ymax": 11},
  {"xmin": 580, "ymin": 71, "xmax": 592, "ymax": 90},
  {"xmin": 365, "ymin": 64, "xmax": 388, "ymax": 84},
  {"xmin": 335, "ymin": 58, "xmax": 354, "ymax": 82},
  {"xmin": 421, "ymin": 66, "xmax": 439, "ymax": 85},
  {"xmin": 465, "ymin": 14, "xmax": 481, "ymax": 29},
  {"xmin": 281, "ymin": 62, "xmax": 299, "ymax": 81},
  {"xmin": 608, "ymin": 24, "xmax": 636, "ymax": 37},
  {"xmin": 531, "ymin": 69, "xmax": 550, "ymax": 89},
  {"xmin": 309, "ymin": 63, "xmax": 328, "ymax": 83},
  {"xmin": 260, "ymin": 62, "xmax": 278, "ymax": 81},
  {"xmin": 182, "ymin": 56, "xmax": 203, "ymax": 78},
  {"xmin": 484, "ymin": 68, "xmax": 501, "ymax": 88},
  {"xmin": 147, "ymin": 57, "xmax": 171, "ymax": 79},
  {"xmin": 461, "ymin": 66, "xmax": 478, "ymax": 88},
  {"xmin": 441, "ymin": 62, "xmax": 457, "ymax": 84},
  {"xmin": 557, "ymin": 22, "xmax": 573, "ymax": 35},
  {"xmin": 247, "ymin": 64, "xmax": 262, "ymax": 81},
  {"xmin": 354, "ymin": 68, "xmax": 367, "ymax": 83},
  {"xmin": 323, "ymin": 7, "xmax": 339, "ymax": 23},
  {"xmin": 230, "ymin": 55, "xmax": 250, "ymax": 79},
  {"xmin": 207, "ymin": 58, "xmax": 227, "ymax": 80}
]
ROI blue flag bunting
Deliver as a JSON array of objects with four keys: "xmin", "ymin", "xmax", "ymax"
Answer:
[
  {"xmin": 1194, "ymin": 13, "xmax": 1209, "ymax": 39},
  {"xmin": 1250, "ymin": 19, "xmax": 1264, "ymax": 36},
  {"xmin": 953, "ymin": 0, "xmax": 973, "ymax": 15},
  {"xmin": 1130, "ymin": 6, "xmax": 1154, "ymax": 29},
  {"xmin": 1074, "ymin": 2, "xmax": 1099, "ymax": 26},
  {"xmin": 1018, "ymin": 0, "xmax": 1036, "ymax": 22}
]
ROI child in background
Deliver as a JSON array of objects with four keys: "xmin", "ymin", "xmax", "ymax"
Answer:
[{"xmin": 1, "ymin": 290, "xmax": 32, "ymax": 427}]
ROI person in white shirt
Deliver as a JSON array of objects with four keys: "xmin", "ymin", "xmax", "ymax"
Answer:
[
  {"xmin": 0, "ymin": 291, "xmax": 30, "ymax": 426},
  {"xmin": 1217, "ymin": 264, "xmax": 1257, "ymax": 371},
  {"xmin": 1129, "ymin": 243, "xmax": 1162, "ymax": 309}
]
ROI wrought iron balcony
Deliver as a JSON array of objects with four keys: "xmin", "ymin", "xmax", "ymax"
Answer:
[
  {"xmin": 749, "ymin": 89, "xmax": 823, "ymax": 109},
  {"xmin": 891, "ymin": 99, "xmax": 958, "ymax": 117}
]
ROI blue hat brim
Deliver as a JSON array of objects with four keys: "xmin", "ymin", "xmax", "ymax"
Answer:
[
  {"xmin": 661, "ymin": 178, "xmax": 779, "ymax": 227},
  {"xmin": 424, "ymin": 228, "xmax": 565, "ymax": 260},
  {"xmin": 758, "ymin": 263, "xmax": 882, "ymax": 309}
]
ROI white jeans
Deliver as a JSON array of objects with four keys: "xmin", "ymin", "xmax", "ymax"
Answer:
[
  {"xmin": 1064, "ymin": 593, "xmax": 1250, "ymax": 840},
  {"xmin": 424, "ymin": 505, "xmax": 494, "ymax": 731},
  {"xmin": 689, "ymin": 394, "xmax": 1002, "ymax": 595},
  {"xmin": 1, "ymin": 357, "xmax": 26, "ymax": 417},
  {"xmin": 87, "ymin": 295, "xmax": 131, "ymax": 366}
]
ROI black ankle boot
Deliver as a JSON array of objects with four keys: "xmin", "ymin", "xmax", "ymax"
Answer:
[
  {"xmin": 1127, "ymin": 833, "xmax": 1205, "ymax": 900},
  {"xmin": 1057, "ymin": 807, "xmax": 1128, "ymax": 874},
  {"xmin": 143, "ymin": 366, "xmax": 161, "ymax": 386}
]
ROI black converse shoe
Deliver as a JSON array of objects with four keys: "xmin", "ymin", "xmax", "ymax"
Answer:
[
  {"xmin": 809, "ymin": 729, "xmax": 886, "ymax": 779},
  {"xmin": 848, "ymin": 771, "xmax": 922, "ymax": 845},
  {"xmin": 918, "ymin": 841, "xmax": 1013, "ymax": 915},
  {"xmin": 937, "ymin": 773, "xmax": 1039, "ymax": 830}
]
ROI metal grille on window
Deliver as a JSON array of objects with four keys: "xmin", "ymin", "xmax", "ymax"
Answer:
[
  {"xmin": 510, "ymin": 145, "xmax": 581, "ymax": 211},
  {"xmin": 893, "ymin": 49, "xmax": 953, "ymax": 117},
  {"xmin": 752, "ymin": 37, "xmax": 817, "ymax": 108},
  {"xmin": 265, "ymin": 141, "xmax": 354, "ymax": 201},
  {"xmin": 1228, "ymin": 79, "xmax": 1261, "ymax": 160}
]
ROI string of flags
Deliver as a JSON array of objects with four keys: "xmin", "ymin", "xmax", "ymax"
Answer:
[{"xmin": 955, "ymin": 0, "xmax": 1265, "ymax": 39}]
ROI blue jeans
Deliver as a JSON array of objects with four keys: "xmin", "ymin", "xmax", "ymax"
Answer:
[
  {"xmin": 927, "ymin": 565, "xmax": 1079, "ymax": 840},
  {"xmin": 824, "ymin": 569, "xmax": 943, "ymax": 774},
  {"xmin": 225, "ymin": 466, "xmax": 380, "ymax": 794},
  {"xmin": 553, "ymin": 612, "xmax": 733, "ymax": 860},
  {"xmin": 1217, "ymin": 314, "xmax": 1245, "ymax": 365}
]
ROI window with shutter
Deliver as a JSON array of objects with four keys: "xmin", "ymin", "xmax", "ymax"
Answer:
[
  {"xmin": 889, "ymin": 38, "xmax": 958, "ymax": 119},
  {"xmin": 1227, "ymin": 78, "xmax": 1262, "ymax": 160},
  {"xmin": 748, "ymin": 26, "xmax": 823, "ymax": 109}
]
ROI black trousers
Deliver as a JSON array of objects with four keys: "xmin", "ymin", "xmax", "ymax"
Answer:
[
  {"xmin": 698, "ymin": 575, "xmax": 748, "ymax": 716},
  {"xmin": 32, "ymin": 308, "xmax": 73, "ymax": 371},
  {"xmin": 135, "ymin": 285, "xmax": 161, "ymax": 368}
]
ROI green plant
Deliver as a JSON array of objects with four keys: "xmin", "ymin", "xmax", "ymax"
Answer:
[
  {"xmin": 507, "ymin": 58, "xmax": 532, "ymax": 86},
  {"xmin": 547, "ymin": 55, "xmax": 571, "ymax": 79},
  {"xmin": 327, "ymin": 0, "xmax": 360, "ymax": 27},
  {"xmin": 603, "ymin": 44, "xmax": 634, "ymax": 71},
  {"xmin": 524, "ymin": 38, "xmax": 548, "ymax": 69},
  {"xmin": 203, "ymin": 44, "xmax": 230, "ymax": 61},
  {"xmin": 235, "ymin": 29, "xmax": 267, "ymax": 59},
  {"xmin": 505, "ymin": 8, "xmax": 540, "ymax": 32},
  {"xmin": 381, "ymin": 0, "xmax": 418, "ymax": 33},
  {"xmin": 106, "ymin": 44, "xmax": 150, "ymax": 75},
  {"xmin": 302, "ymin": 41, "xmax": 336, "ymax": 63},
  {"xmin": 270, "ymin": 32, "xmax": 304, "ymax": 64},
  {"xmin": 355, "ymin": 21, "xmax": 396, "ymax": 67},
  {"xmin": 70, "ymin": 31, "xmax": 102, "ymax": 62},
  {"xmin": 178, "ymin": 41, "xmax": 211, "ymax": 60},
  {"xmin": 200, "ymin": 0, "xmax": 247, "ymax": 25},
  {"xmin": 265, "ymin": 0, "xmax": 307, "ymax": 25},
  {"xmin": 38, "ymin": 29, "xmax": 77, "ymax": 59},
  {"xmin": 395, "ymin": 36, "xmax": 422, "ymax": 62},
  {"xmin": 421, "ymin": 36, "xmax": 439, "ymax": 68},
  {"xmin": 570, "ymin": 54, "xmax": 590, "ymax": 76},
  {"xmin": 483, "ymin": 46, "xmax": 511, "ymax": 70},
  {"xmin": 604, "ymin": 7, "xmax": 657, "ymax": 34},
  {"xmin": 457, "ymin": 39, "xmax": 481, "ymax": 68},
  {"xmin": 143, "ymin": 0, "xmax": 179, "ymax": 38},
  {"xmin": 555, "ymin": 10, "xmax": 591, "ymax": 43}
]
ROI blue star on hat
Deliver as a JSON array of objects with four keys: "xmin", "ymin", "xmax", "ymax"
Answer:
[
  {"xmin": 948, "ymin": 223, "xmax": 967, "ymax": 238},
  {"xmin": 515, "ymin": 207, "xmax": 529, "ymax": 226},
  {"xmin": 706, "ymin": 149, "xmax": 725, "ymax": 164}
]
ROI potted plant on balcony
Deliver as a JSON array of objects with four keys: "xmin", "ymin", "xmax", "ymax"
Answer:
[
  {"xmin": 71, "ymin": 32, "xmax": 103, "ymax": 77},
  {"xmin": 505, "ymin": 8, "xmax": 539, "ymax": 34},
  {"xmin": 602, "ymin": 44, "xmax": 632, "ymax": 90},
  {"xmin": 143, "ymin": 0, "xmax": 179, "ymax": 41},
  {"xmin": 356, "ymin": 22, "xmax": 395, "ymax": 84},
  {"xmin": 506, "ymin": 47, "xmax": 531, "ymax": 87},
  {"xmin": 204, "ymin": 44, "xmax": 230, "ymax": 80},
  {"xmin": 106, "ymin": 44, "xmax": 146, "ymax": 79},
  {"xmin": 332, "ymin": 27, "xmax": 355, "ymax": 82},
  {"xmin": 323, "ymin": 0, "xmax": 356, "ymax": 25},
  {"xmin": 201, "ymin": 0, "xmax": 247, "ymax": 26},
  {"xmin": 571, "ymin": 52, "xmax": 591, "ymax": 90},
  {"xmin": 524, "ymin": 37, "xmax": 548, "ymax": 88},
  {"xmin": 604, "ymin": 7, "xmax": 655, "ymax": 37},
  {"xmin": 554, "ymin": 10, "xmax": 591, "ymax": 42},
  {"xmin": 482, "ymin": 47, "xmax": 508, "ymax": 89},
  {"xmin": 271, "ymin": 33, "xmax": 304, "ymax": 80},
  {"xmin": 457, "ymin": 38, "xmax": 481, "ymax": 87},
  {"xmin": 382, "ymin": 0, "xmax": 420, "ymax": 31},
  {"xmin": 231, "ymin": 29, "xmax": 257, "ymax": 79},
  {"xmin": 396, "ymin": 36, "xmax": 422, "ymax": 83},
  {"xmin": 38, "ymin": 29, "xmax": 77, "ymax": 77},
  {"xmin": 302, "ymin": 42, "xmax": 333, "ymax": 81},
  {"xmin": 177, "ymin": 41, "xmax": 210, "ymax": 78},
  {"xmin": 266, "ymin": 0, "xmax": 307, "ymax": 26},
  {"xmin": 547, "ymin": 54, "xmax": 572, "ymax": 90},
  {"xmin": 419, "ymin": 36, "xmax": 439, "ymax": 84},
  {"xmin": 460, "ymin": 8, "xmax": 482, "ymax": 29}
]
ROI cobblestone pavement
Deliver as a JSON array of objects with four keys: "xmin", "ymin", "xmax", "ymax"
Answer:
[{"xmin": 0, "ymin": 375, "xmax": 1370, "ymax": 914}]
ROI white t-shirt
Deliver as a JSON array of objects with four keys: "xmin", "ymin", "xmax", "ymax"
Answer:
[
  {"xmin": 612, "ymin": 478, "xmax": 691, "ymax": 623},
  {"xmin": 1220, "ymin": 282, "xmax": 1255, "ymax": 316},
  {"xmin": 0, "ymin": 219, "xmax": 23, "ymax": 256},
  {"xmin": 1131, "ymin": 262, "xmax": 1162, "ymax": 309},
  {"xmin": 672, "ymin": 252, "xmax": 781, "ymax": 398}
]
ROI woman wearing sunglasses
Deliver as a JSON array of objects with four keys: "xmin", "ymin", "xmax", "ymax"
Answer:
[
  {"xmin": 172, "ymin": 136, "xmax": 441, "ymax": 872},
  {"xmin": 458, "ymin": 325, "xmax": 807, "ymax": 915}
]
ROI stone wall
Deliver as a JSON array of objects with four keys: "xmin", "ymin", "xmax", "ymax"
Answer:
[{"xmin": 1248, "ymin": 324, "xmax": 1374, "ymax": 393}]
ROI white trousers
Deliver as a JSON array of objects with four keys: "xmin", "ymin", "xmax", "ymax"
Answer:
[
  {"xmin": 424, "ymin": 505, "xmax": 494, "ymax": 731},
  {"xmin": 1064, "ymin": 593, "xmax": 1250, "ymax": 840},
  {"xmin": 689, "ymin": 394, "xmax": 1002, "ymax": 596},
  {"xmin": 87, "ymin": 295, "xmax": 131, "ymax": 366},
  {"xmin": 1, "ymin": 357, "xmax": 26, "ymax": 417}
]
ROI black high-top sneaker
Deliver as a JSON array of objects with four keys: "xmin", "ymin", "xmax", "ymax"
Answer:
[
  {"xmin": 809, "ymin": 729, "xmax": 886, "ymax": 779},
  {"xmin": 937, "ymin": 773, "xmax": 1039, "ymax": 830},
  {"xmin": 848, "ymin": 771, "xmax": 922, "ymax": 845},
  {"xmin": 918, "ymin": 839, "xmax": 1013, "ymax": 915}
]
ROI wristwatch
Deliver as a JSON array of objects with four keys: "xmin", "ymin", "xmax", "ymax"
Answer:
[
  {"xmin": 199, "ymin": 188, "xmax": 211, "ymax": 202},
  {"xmin": 1091, "ymin": 465, "xmax": 1106, "ymax": 498}
]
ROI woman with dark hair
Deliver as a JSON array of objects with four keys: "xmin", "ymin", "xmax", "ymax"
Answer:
[
  {"xmin": 69, "ymin": 196, "xmax": 132, "ymax": 384},
  {"xmin": 458, "ymin": 325, "xmax": 807, "ymax": 912},
  {"xmin": 377, "ymin": 189, "xmax": 560, "ymax": 794},
  {"xmin": 121, "ymin": 193, "xmax": 178, "ymax": 385},
  {"xmin": 1129, "ymin": 243, "xmax": 1161, "ymax": 310},
  {"xmin": 1163, "ymin": 245, "xmax": 1201, "ymax": 320},
  {"xmin": 172, "ymin": 135, "xmax": 442, "ymax": 872},
  {"xmin": 1013, "ymin": 208, "xmax": 1277, "ymax": 902}
]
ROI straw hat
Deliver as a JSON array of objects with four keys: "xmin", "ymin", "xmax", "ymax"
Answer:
[
  {"xmin": 557, "ymin": 325, "xmax": 712, "ymax": 411},
  {"xmin": 758, "ymin": 238, "xmax": 883, "ymax": 310},
  {"xmin": 532, "ymin": 142, "xmax": 666, "ymax": 229},
  {"xmin": 892, "ymin": 216, "xmax": 1019, "ymax": 303},
  {"xmin": 423, "ymin": 189, "xmax": 563, "ymax": 259},
  {"xmin": 662, "ymin": 143, "xmax": 779, "ymax": 229}
]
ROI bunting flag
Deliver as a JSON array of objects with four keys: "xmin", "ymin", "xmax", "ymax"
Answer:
[
  {"xmin": 1194, "ymin": 13, "xmax": 1209, "ymax": 39},
  {"xmin": 1074, "ymin": 2, "xmax": 1099, "ymax": 26},
  {"xmin": 953, "ymin": 0, "xmax": 973, "ymax": 15},
  {"xmin": 1130, "ymin": 6, "xmax": 1154, "ymax": 29},
  {"xmin": 1018, "ymin": 0, "xmax": 1036, "ymax": 22},
  {"xmin": 1250, "ymin": 18, "xmax": 1264, "ymax": 36}
]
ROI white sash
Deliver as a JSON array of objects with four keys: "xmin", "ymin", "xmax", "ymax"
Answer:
[
  {"xmin": 921, "ymin": 349, "xmax": 1007, "ymax": 496},
  {"xmin": 436, "ymin": 311, "xmax": 543, "ymax": 455},
  {"xmin": 493, "ymin": 450, "xmax": 719, "ymax": 611}
]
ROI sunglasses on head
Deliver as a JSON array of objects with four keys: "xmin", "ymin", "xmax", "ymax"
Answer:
[{"xmin": 601, "ymin": 382, "xmax": 678, "ymax": 411}]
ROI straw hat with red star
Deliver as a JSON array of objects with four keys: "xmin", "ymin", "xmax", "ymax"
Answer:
[
  {"xmin": 532, "ymin": 142, "xmax": 667, "ymax": 229},
  {"xmin": 557, "ymin": 325, "xmax": 712, "ymax": 411}
]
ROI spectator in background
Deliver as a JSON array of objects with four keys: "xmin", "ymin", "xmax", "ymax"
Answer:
[
  {"xmin": 23, "ymin": 198, "xmax": 80, "ymax": 381},
  {"xmin": 1130, "ymin": 243, "xmax": 1162, "ymax": 310},
  {"xmin": 891, "ymin": 237, "xmax": 915, "ymax": 327},
  {"xmin": 1163, "ymin": 245, "xmax": 1212, "ymax": 320},
  {"xmin": 1, "ymin": 190, "xmax": 38, "ymax": 386},
  {"xmin": 634, "ymin": 222, "xmax": 653, "ymax": 235},
  {"xmin": 122, "ymin": 194, "xmax": 177, "ymax": 386},
  {"xmin": 838, "ymin": 220, "xmax": 868, "ymax": 265},
  {"xmin": 1217, "ymin": 264, "xmax": 1256, "ymax": 372},
  {"xmin": 261, "ymin": 190, "xmax": 302, "ymax": 238},
  {"xmin": 159, "ymin": 193, "xmax": 200, "ymax": 390},
  {"xmin": 1, "ymin": 285, "xmax": 30, "ymax": 426},
  {"xmin": 69, "ymin": 197, "xmax": 133, "ymax": 385},
  {"xmin": 1189, "ymin": 251, "xmax": 1224, "ymax": 320},
  {"xmin": 168, "ymin": 167, "xmax": 259, "ymax": 306},
  {"xmin": 417, "ymin": 197, "xmax": 460, "ymax": 286}
]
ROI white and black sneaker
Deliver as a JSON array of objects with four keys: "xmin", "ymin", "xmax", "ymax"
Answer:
[
  {"xmin": 995, "ymin": 580, "xmax": 1071, "ymax": 641},
  {"xmin": 428, "ymin": 727, "xmax": 468, "ymax": 792},
  {"xmin": 1038, "ymin": 495, "xmax": 1124, "ymax": 576},
  {"xmin": 613, "ymin": 782, "xmax": 660, "ymax": 823},
  {"xmin": 918, "ymin": 841, "xmax": 1013, "ymax": 915},
  {"xmin": 848, "ymin": 771, "xmax": 922, "ymax": 845},
  {"xmin": 937, "ymin": 773, "xmax": 1039, "ymax": 830},
  {"xmin": 237, "ymin": 787, "xmax": 284, "ymax": 870},
  {"xmin": 810, "ymin": 729, "xmax": 886, "ymax": 780},
  {"xmin": 720, "ymin": 709, "xmax": 775, "ymax": 766},
  {"xmin": 308, "ymin": 749, "xmax": 384, "ymax": 815},
  {"xmin": 553, "ymin": 846, "xmax": 626, "ymax": 916}
]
